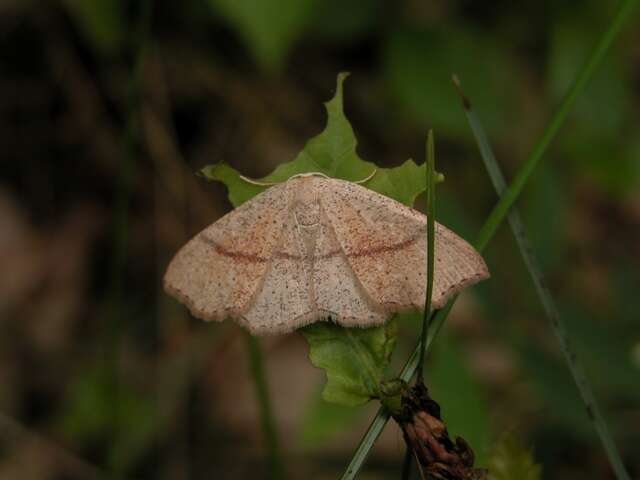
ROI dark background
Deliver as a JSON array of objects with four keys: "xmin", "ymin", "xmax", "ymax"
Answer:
[{"xmin": 1, "ymin": 0, "xmax": 639, "ymax": 479}]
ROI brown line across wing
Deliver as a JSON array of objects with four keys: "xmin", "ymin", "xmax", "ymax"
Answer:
[{"xmin": 199, "ymin": 230, "xmax": 425, "ymax": 263}]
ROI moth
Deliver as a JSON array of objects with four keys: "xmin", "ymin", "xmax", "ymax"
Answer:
[{"xmin": 164, "ymin": 172, "xmax": 489, "ymax": 335}]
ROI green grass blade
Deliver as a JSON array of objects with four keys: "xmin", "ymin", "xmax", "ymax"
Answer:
[
  {"xmin": 339, "ymin": 1, "xmax": 637, "ymax": 477},
  {"xmin": 245, "ymin": 335, "xmax": 287, "ymax": 479},
  {"xmin": 340, "ymin": 408, "xmax": 390, "ymax": 479},
  {"xmin": 404, "ymin": 130, "xmax": 437, "ymax": 478},
  {"xmin": 454, "ymin": 75, "xmax": 630, "ymax": 480},
  {"xmin": 417, "ymin": 131, "xmax": 437, "ymax": 382}
]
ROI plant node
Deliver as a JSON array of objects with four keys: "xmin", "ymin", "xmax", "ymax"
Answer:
[{"xmin": 392, "ymin": 383, "xmax": 488, "ymax": 480}]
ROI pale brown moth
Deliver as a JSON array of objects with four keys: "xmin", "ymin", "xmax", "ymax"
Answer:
[{"xmin": 164, "ymin": 173, "xmax": 489, "ymax": 335}]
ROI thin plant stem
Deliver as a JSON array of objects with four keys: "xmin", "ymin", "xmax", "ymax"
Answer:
[
  {"xmin": 416, "ymin": 130, "xmax": 437, "ymax": 383},
  {"xmin": 454, "ymin": 75, "xmax": 631, "ymax": 480},
  {"xmin": 340, "ymin": 306, "xmax": 449, "ymax": 480},
  {"xmin": 338, "ymin": 0, "xmax": 637, "ymax": 477},
  {"xmin": 245, "ymin": 334, "xmax": 286, "ymax": 480}
]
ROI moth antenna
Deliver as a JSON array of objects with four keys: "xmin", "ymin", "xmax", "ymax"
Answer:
[
  {"xmin": 353, "ymin": 168, "xmax": 377, "ymax": 184},
  {"xmin": 238, "ymin": 175, "xmax": 280, "ymax": 187}
]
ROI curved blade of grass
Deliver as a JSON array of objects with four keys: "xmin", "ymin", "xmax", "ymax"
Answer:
[
  {"xmin": 404, "ymin": 131, "xmax": 437, "ymax": 479},
  {"xmin": 339, "ymin": 1, "xmax": 637, "ymax": 477},
  {"xmin": 453, "ymin": 75, "xmax": 630, "ymax": 480},
  {"xmin": 417, "ymin": 130, "xmax": 437, "ymax": 382}
]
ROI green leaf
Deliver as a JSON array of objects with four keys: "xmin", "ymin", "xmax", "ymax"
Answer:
[
  {"xmin": 202, "ymin": 73, "xmax": 429, "ymax": 208},
  {"xmin": 301, "ymin": 319, "xmax": 397, "ymax": 406},
  {"xmin": 207, "ymin": 0, "xmax": 315, "ymax": 73},
  {"xmin": 202, "ymin": 73, "xmax": 429, "ymax": 406},
  {"xmin": 487, "ymin": 433, "xmax": 542, "ymax": 480},
  {"xmin": 200, "ymin": 163, "xmax": 264, "ymax": 208}
]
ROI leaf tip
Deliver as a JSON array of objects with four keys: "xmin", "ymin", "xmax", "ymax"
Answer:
[
  {"xmin": 326, "ymin": 71, "xmax": 351, "ymax": 110},
  {"xmin": 337, "ymin": 71, "xmax": 351, "ymax": 88},
  {"xmin": 199, "ymin": 164, "xmax": 217, "ymax": 180},
  {"xmin": 451, "ymin": 73, "xmax": 472, "ymax": 111}
]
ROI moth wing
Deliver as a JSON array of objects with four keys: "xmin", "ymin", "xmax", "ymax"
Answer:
[
  {"xmin": 239, "ymin": 210, "xmax": 317, "ymax": 335},
  {"xmin": 318, "ymin": 178, "xmax": 489, "ymax": 312},
  {"xmin": 312, "ymin": 207, "xmax": 390, "ymax": 328},
  {"xmin": 163, "ymin": 181, "xmax": 293, "ymax": 324}
]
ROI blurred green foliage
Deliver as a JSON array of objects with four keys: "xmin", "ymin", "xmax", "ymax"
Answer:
[
  {"xmin": 61, "ymin": 0, "xmax": 126, "ymax": 55},
  {"xmin": 429, "ymin": 335, "xmax": 491, "ymax": 465},
  {"xmin": 58, "ymin": 364, "xmax": 158, "ymax": 471},
  {"xmin": 299, "ymin": 389, "xmax": 368, "ymax": 446},
  {"xmin": 548, "ymin": 12, "xmax": 639, "ymax": 196},
  {"xmin": 207, "ymin": 0, "xmax": 315, "ymax": 73},
  {"xmin": 384, "ymin": 24, "xmax": 520, "ymax": 140},
  {"xmin": 487, "ymin": 433, "xmax": 542, "ymax": 480}
]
